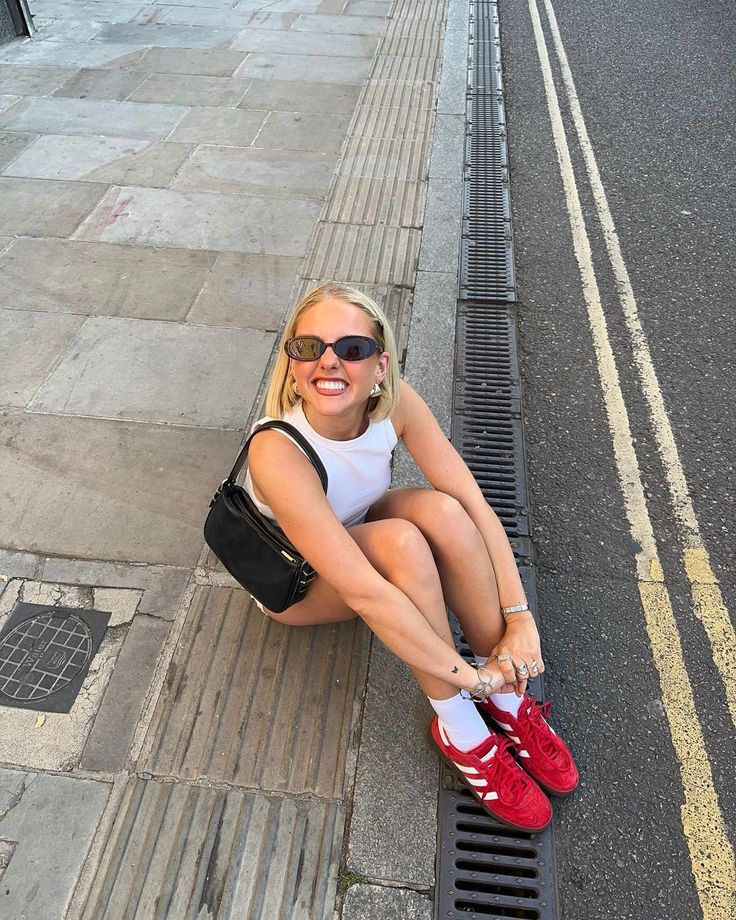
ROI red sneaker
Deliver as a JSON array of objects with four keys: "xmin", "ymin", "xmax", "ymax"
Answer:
[
  {"xmin": 478, "ymin": 695, "xmax": 579, "ymax": 796},
  {"xmin": 430, "ymin": 716, "xmax": 552, "ymax": 832}
]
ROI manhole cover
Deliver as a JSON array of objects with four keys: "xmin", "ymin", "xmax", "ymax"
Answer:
[{"xmin": 0, "ymin": 602, "xmax": 110, "ymax": 713}]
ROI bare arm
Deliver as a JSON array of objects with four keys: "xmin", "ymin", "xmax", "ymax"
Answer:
[{"xmin": 248, "ymin": 430, "xmax": 498, "ymax": 695}]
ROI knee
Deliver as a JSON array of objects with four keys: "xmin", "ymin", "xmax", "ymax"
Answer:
[
  {"xmin": 421, "ymin": 493, "xmax": 483, "ymax": 553},
  {"xmin": 373, "ymin": 519, "xmax": 435, "ymax": 579}
]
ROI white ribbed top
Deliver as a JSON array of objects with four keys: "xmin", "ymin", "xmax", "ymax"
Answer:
[{"xmin": 244, "ymin": 401, "xmax": 398, "ymax": 527}]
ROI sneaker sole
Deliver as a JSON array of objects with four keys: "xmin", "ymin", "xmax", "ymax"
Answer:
[
  {"xmin": 479, "ymin": 711, "xmax": 579, "ymax": 799},
  {"xmin": 431, "ymin": 732, "xmax": 552, "ymax": 834}
]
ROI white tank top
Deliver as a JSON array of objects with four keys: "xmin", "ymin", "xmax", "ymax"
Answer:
[{"xmin": 244, "ymin": 402, "xmax": 398, "ymax": 527}]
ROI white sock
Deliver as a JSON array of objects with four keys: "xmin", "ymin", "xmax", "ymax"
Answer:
[
  {"xmin": 490, "ymin": 689, "xmax": 523, "ymax": 717},
  {"xmin": 474, "ymin": 654, "xmax": 525, "ymax": 716},
  {"xmin": 428, "ymin": 692, "xmax": 490, "ymax": 752}
]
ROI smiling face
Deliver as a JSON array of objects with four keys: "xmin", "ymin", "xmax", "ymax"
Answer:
[{"xmin": 290, "ymin": 297, "xmax": 389, "ymax": 437}]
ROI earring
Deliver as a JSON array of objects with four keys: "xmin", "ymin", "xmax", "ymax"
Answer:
[
  {"xmin": 291, "ymin": 378, "xmax": 300, "ymax": 396},
  {"xmin": 370, "ymin": 382, "xmax": 381, "ymax": 397}
]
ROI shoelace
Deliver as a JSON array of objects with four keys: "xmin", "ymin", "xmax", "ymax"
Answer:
[
  {"xmin": 522, "ymin": 699, "xmax": 562, "ymax": 761},
  {"xmin": 488, "ymin": 735, "xmax": 530, "ymax": 800}
]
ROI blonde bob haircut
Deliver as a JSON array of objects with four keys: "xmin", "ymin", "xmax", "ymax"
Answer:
[{"xmin": 265, "ymin": 283, "xmax": 400, "ymax": 423}]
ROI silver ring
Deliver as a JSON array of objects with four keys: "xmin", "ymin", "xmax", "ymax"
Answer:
[
  {"xmin": 515, "ymin": 663, "xmax": 529, "ymax": 677},
  {"xmin": 497, "ymin": 654, "xmax": 513, "ymax": 663},
  {"xmin": 530, "ymin": 660, "xmax": 539, "ymax": 673}
]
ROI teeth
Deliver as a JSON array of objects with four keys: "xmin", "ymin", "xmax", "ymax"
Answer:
[{"xmin": 315, "ymin": 381, "xmax": 346, "ymax": 390}]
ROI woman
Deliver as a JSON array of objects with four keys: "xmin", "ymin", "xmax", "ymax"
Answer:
[{"xmin": 246, "ymin": 282, "xmax": 578, "ymax": 832}]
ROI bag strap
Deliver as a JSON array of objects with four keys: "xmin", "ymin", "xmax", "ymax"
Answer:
[{"xmin": 226, "ymin": 420, "xmax": 328, "ymax": 494}]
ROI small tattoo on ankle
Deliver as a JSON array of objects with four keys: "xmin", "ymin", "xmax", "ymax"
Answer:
[{"xmin": 451, "ymin": 666, "xmax": 458, "ymax": 674}]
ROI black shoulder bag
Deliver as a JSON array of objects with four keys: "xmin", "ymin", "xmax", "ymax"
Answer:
[{"xmin": 203, "ymin": 421, "xmax": 327, "ymax": 613}]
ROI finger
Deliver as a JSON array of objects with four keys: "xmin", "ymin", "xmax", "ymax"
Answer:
[
  {"xmin": 495, "ymin": 654, "xmax": 517, "ymax": 687},
  {"xmin": 514, "ymin": 660, "xmax": 530, "ymax": 696}
]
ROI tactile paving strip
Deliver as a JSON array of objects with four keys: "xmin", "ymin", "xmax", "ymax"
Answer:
[
  {"xmin": 140, "ymin": 587, "xmax": 368, "ymax": 800},
  {"xmin": 79, "ymin": 777, "xmax": 343, "ymax": 920}
]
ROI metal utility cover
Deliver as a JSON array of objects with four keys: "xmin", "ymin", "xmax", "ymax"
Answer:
[{"xmin": 0, "ymin": 602, "xmax": 110, "ymax": 713}]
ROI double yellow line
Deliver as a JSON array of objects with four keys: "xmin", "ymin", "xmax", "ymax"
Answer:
[{"xmin": 527, "ymin": 0, "xmax": 736, "ymax": 914}]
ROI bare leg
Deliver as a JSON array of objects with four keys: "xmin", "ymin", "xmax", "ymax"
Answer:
[
  {"xmin": 263, "ymin": 518, "xmax": 460, "ymax": 699},
  {"xmin": 367, "ymin": 488, "xmax": 505, "ymax": 656}
]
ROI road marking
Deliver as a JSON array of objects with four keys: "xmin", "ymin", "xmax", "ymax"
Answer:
[
  {"xmin": 527, "ymin": 2, "xmax": 736, "ymax": 915},
  {"xmin": 543, "ymin": 0, "xmax": 736, "ymax": 737}
]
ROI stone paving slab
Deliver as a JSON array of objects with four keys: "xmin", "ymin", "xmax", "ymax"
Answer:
[
  {"xmin": 2, "ymin": 134, "xmax": 192, "ymax": 186},
  {"xmin": 428, "ymin": 112, "xmax": 464, "ymax": 179},
  {"xmin": 91, "ymin": 22, "xmax": 239, "ymax": 49},
  {"xmin": 30, "ymin": 315, "xmax": 275, "ymax": 428},
  {"xmin": 0, "ymin": 410, "xmax": 243, "ymax": 565},
  {"xmin": 345, "ymin": 0, "xmax": 393, "ymax": 14},
  {"xmin": 37, "ymin": 558, "xmax": 189, "ymax": 620},
  {"xmin": 0, "ymin": 237, "xmax": 216, "ymax": 320},
  {"xmin": 80, "ymin": 614, "xmax": 171, "ymax": 772},
  {"xmin": 266, "ymin": 0, "xmax": 348, "ymax": 11},
  {"xmin": 0, "ymin": 176, "xmax": 106, "ymax": 237},
  {"xmin": 0, "ymin": 550, "xmax": 39, "ymax": 580},
  {"xmin": 75, "ymin": 185, "xmax": 323, "ymax": 255},
  {"xmin": 403, "ymin": 270, "xmax": 458, "ymax": 436},
  {"xmin": 129, "ymin": 72, "xmax": 251, "ymax": 106},
  {"xmin": 33, "ymin": 16, "xmax": 106, "ymax": 43},
  {"xmin": 239, "ymin": 77, "xmax": 362, "ymax": 115},
  {"xmin": 0, "ymin": 95, "xmax": 20, "ymax": 114},
  {"xmin": 343, "ymin": 885, "xmax": 433, "ymax": 920},
  {"xmin": 0, "ymin": 770, "xmax": 110, "ymax": 920},
  {"xmin": 0, "ymin": 308, "xmax": 83, "ymax": 408},
  {"xmin": 436, "ymin": 26, "xmax": 467, "ymax": 116},
  {"xmin": 417, "ymin": 177, "xmax": 463, "ymax": 273},
  {"xmin": 141, "ymin": 5, "xmax": 283, "ymax": 29},
  {"xmin": 292, "ymin": 13, "xmax": 386, "ymax": 34},
  {"xmin": 140, "ymin": 587, "xmax": 369, "ymax": 800},
  {"xmin": 346, "ymin": 641, "xmax": 437, "ymax": 887},
  {"xmin": 0, "ymin": 96, "xmax": 187, "ymax": 139},
  {"xmin": 255, "ymin": 110, "xmax": 351, "ymax": 153},
  {"xmin": 135, "ymin": 45, "xmax": 247, "ymax": 76},
  {"xmin": 231, "ymin": 28, "xmax": 379, "ymax": 58},
  {"xmin": 52, "ymin": 67, "xmax": 148, "ymax": 101},
  {"xmin": 77, "ymin": 779, "xmax": 343, "ymax": 920},
  {"xmin": 236, "ymin": 52, "xmax": 372, "ymax": 85},
  {"xmin": 0, "ymin": 130, "xmax": 36, "ymax": 170},
  {"xmin": 0, "ymin": 64, "xmax": 75, "ymax": 95},
  {"xmin": 0, "ymin": 40, "xmax": 146, "ymax": 69},
  {"xmin": 169, "ymin": 105, "xmax": 267, "ymax": 145},
  {"xmin": 187, "ymin": 251, "xmax": 301, "ymax": 328},
  {"xmin": 173, "ymin": 144, "xmax": 336, "ymax": 197}
]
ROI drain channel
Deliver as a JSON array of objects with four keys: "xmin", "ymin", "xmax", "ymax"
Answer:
[{"xmin": 437, "ymin": 1, "xmax": 559, "ymax": 918}]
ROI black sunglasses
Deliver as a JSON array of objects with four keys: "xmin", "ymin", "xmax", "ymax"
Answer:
[{"xmin": 284, "ymin": 335, "xmax": 380, "ymax": 362}]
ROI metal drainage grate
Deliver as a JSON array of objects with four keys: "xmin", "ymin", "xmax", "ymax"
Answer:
[
  {"xmin": 438, "ymin": 0, "xmax": 559, "ymax": 915},
  {"xmin": 460, "ymin": 0, "xmax": 515, "ymax": 302},
  {"xmin": 0, "ymin": 602, "xmax": 110, "ymax": 713},
  {"xmin": 453, "ymin": 303, "xmax": 528, "ymax": 537},
  {"xmin": 437, "ymin": 787, "xmax": 557, "ymax": 919}
]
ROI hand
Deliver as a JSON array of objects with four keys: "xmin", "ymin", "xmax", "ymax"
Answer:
[{"xmin": 491, "ymin": 612, "xmax": 545, "ymax": 696}]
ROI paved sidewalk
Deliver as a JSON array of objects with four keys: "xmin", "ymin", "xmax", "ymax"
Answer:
[{"xmin": 0, "ymin": 0, "xmax": 467, "ymax": 916}]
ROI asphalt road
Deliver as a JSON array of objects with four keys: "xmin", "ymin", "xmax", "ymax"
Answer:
[{"xmin": 499, "ymin": 0, "xmax": 735, "ymax": 916}]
